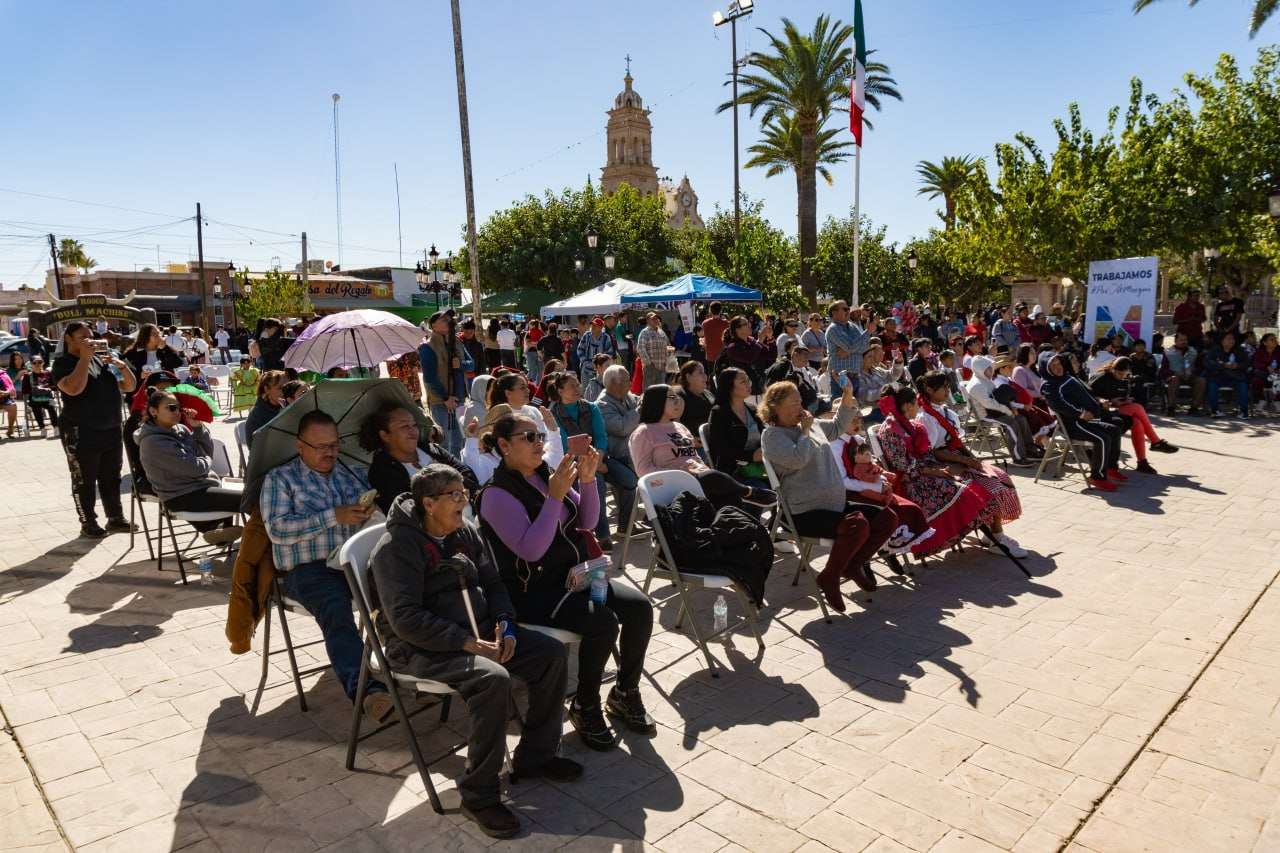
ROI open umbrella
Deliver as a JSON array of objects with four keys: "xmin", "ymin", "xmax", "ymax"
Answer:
[
  {"xmin": 283, "ymin": 309, "xmax": 425, "ymax": 373},
  {"xmin": 170, "ymin": 383, "xmax": 223, "ymax": 422},
  {"xmin": 240, "ymin": 378, "xmax": 432, "ymax": 514}
]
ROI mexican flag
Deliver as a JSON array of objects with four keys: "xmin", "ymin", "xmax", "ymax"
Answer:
[{"xmin": 850, "ymin": 0, "xmax": 867, "ymax": 147}]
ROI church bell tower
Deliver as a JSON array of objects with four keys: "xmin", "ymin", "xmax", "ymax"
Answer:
[{"xmin": 600, "ymin": 57, "xmax": 659, "ymax": 197}]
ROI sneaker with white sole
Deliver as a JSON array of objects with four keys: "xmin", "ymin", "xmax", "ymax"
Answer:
[
  {"xmin": 989, "ymin": 533, "xmax": 1027, "ymax": 559},
  {"xmin": 202, "ymin": 526, "xmax": 243, "ymax": 546}
]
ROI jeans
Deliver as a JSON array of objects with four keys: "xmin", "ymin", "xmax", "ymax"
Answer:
[
  {"xmin": 281, "ymin": 560, "xmax": 385, "ymax": 701},
  {"xmin": 602, "ymin": 458, "xmax": 636, "ymax": 536},
  {"xmin": 526, "ymin": 349, "xmax": 543, "ymax": 385},
  {"xmin": 547, "ymin": 580, "xmax": 652, "ymax": 707},
  {"xmin": 430, "ymin": 402, "xmax": 463, "ymax": 455},
  {"xmin": 1207, "ymin": 377, "xmax": 1250, "ymax": 414}
]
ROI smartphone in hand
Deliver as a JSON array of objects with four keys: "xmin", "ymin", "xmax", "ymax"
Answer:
[
  {"xmin": 358, "ymin": 489, "xmax": 379, "ymax": 510},
  {"xmin": 567, "ymin": 433, "xmax": 591, "ymax": 458}
]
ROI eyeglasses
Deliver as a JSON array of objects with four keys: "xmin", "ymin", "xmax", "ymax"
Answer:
[
  {"xmin": 429, "ymin": 489, "xmax": 469, "ymax": 503},
  {"xmin": 511, "ymin": 430, "xmax": 544, "ymax": 445},
  {"xmin": 162, "ymin": 403, "xmax": 180, "ymax": 412},
  {"xmin": 299, "ymin": 437, "xmax": 341, "ymax": 453}
]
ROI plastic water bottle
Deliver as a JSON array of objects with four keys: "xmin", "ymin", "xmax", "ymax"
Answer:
[
  {"xmin": 198, "ymin": 558, "xmax": 214, "ymax": 587},
  {"xmin": 713, "ymin": 595, "xmax": 728, "ymax": 634},
  {"xmin": 588, "ymin": 557, "xmax": 610, "ymax": 605}
]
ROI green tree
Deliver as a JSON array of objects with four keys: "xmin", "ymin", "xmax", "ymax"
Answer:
[
  {"xmin": 236, "ymin": 268, "xmax": 313, "ymax": 328},
  {"xmin": 916, "ymin": 155, "xmax": 981, "ymax": 231},
  {"xmin": 1133, "ymin": 0, "xmax": 1278, "ymax": 37},
  {"xmin": 457, "ymin": 183, "xmax": 674, "ymax": 296},
  {"xmin": 58, "ymin": 238, "xmax": 96, "ymax": 273},
  {"xmin": 722, "ymin": 16, "xmax": 901, "ymax": 305},
  {"xmin": 670, "ymin": 197, "xmax": 803, "ymax": 310}
]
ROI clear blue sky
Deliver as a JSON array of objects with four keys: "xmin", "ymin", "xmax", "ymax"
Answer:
[{"xmin": 0, "ymin": 0, "xmax": 1267, "ymax": 286}]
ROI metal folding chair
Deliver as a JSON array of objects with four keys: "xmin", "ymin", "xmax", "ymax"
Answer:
[
  {"xmin": 1034, "ymin": 412, "xmax": 1094, "ymax": 485},
  {"xmin": 251, "ymin": 572, "xmax": 328, "ymax": 714},
  {"xmin": 233, "ymin": 420, "xmax": 249, "ymax": 477},
  {"xmin": 636, "ymin": 470, "xmax": 763, "ymax": 675},
  {"xmin": 340, "ymin": 524, "xmax": 464, "ymax": 815},
  {"xmin": 761, "ymin": 457, "xmax": 833, "ymax": 624}
]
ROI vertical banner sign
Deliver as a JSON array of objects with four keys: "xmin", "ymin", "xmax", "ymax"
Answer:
[
  {"xmin": 677, "ymin": 300, "xmax": 696, "ymax": 333},
  {"xmin": 1085, "ymin": 256, "xmax": 1158, "ymax": 345}
]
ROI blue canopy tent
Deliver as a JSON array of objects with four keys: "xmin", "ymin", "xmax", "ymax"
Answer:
[{"xmin": 619, "ymin": 274, "xmax": 761, "ymax": 305}]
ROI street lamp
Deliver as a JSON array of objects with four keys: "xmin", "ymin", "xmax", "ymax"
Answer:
[
  {"xmin": 416, "ymin": 245, "xmax": 463, "ymax": 309},
  {"xmin": 907, "ymin": 249, "xmax": 919, "ymax": 271},
  {"xmin": 213, "ymin": 271, "xmax": 252, "ymax": 334},
  {"xmin": 575, "ymin": 229, "xmax": 614, "ymax": 286},
  {"xmin": 1268, "ymin": 182, "xmax": 1280, "ymax": 328},
  {"xmin": 714, "ymin": 0, "xmax": 754, "ymax": 285},
  {"xmin": 1204, "ymin": 247, "xmax": 1221, "ymax": 292}
]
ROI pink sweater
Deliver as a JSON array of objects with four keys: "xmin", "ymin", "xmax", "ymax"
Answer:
[{"xmin": 628, "ymin": 421, "xmax": 708, "ymax": 477}]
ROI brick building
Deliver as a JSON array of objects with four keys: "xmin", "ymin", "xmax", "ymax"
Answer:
[{"xmin": 47, "ymin": 261, "xmax": 233, "ymax": 331}]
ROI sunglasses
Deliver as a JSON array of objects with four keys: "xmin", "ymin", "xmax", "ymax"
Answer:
[
  {"xmin": 510, "ymin": 430, "xmax": 544, "ymax": 445},
  {"xmin": 162, "ymin": 403, "xmax": 180, "ymax": 412}
]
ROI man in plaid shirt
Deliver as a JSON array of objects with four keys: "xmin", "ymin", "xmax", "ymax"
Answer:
[
  {"xmin": 260, "ymin": 410, "xmax": 393, "ymax": 721},
  {"xmin": 825, "ymin": 300, "xmax": 877, "ymax": 396},
  {"xmin": 635, "ymin": 311, "xmax": 670, "ymax": 389}
]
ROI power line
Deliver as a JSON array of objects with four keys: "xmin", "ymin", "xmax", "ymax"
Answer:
[{"xmin": 0, "ymin": 187, "xmax": 185, "ymax": 219}]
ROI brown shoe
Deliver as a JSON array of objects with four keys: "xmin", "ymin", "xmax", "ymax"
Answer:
[
  {"xmin": 362, "ymin": 691, "xmax": 395, "ymax": 723},
  {"xmin": 845, "ymin": 562, "xmax": 878, "ymax": 592},
  {"xmin": 815, "ymin": 569, "xmax": 846, "ymax": 613}
]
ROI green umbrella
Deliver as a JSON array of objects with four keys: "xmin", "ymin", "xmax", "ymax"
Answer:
[{"xmin": 240, "ymin": 378, "xmax": 433, "ymax": 515}]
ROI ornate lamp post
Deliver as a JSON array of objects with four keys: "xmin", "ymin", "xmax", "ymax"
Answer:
[
  {"xmin": 713, "ymin": 0, "xmax": 754, "ymax": 284},
  {"xmin": 574, "ymin": 226, "xmax": 616, "ymax": 287},
  {"xmin": 213, "ymin": 271, "xmax": 252, "ymax": 333},
  {"xmin": 416, "ymin": 245, "xmax": 464, "ymax": 310}
]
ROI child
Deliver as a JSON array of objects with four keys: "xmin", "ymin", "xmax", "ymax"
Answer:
[
  {"xmin": 939, "ymin": 350, "xmax": 965, "ymax": 407},
  {"xmin": 583, "ymin": 352, "xmax": 613, "ymax": 402},
  {"xmin": 845, "ymin": 436, "xmax": 894, "ymax": 505}
]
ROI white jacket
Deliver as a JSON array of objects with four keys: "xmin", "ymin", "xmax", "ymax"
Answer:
[{"xmin": 963, "ymin": 356, "xmax": 1012, "ymax": 417}]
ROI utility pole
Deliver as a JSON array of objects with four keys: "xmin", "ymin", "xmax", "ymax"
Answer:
[
  {"xmin": 714, "ymin": 1, "xmax": 753, "ymax": 285},
  {"xmin": 300, "ymin": 231, "xmax": 309, "ymax": 288},
  {"xmin": 47, "ymin": 234, "xmax": 63, "ymax": 298},
  {"xmin": 332, "ymin": 93, "xmax": 343, "ymax": 271},
  {"xmin": 451, "ymin": 0, "xmax": 483, "ymax": 323},
  {"xmin": 195, "ymin": 203, "xmax": 207, "ymax": 329}
]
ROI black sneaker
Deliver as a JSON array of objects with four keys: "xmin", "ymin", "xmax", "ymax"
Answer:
[
  {"xmin": 512, "ymin": 755, "xmax": 584, "ymax": 783},
  {"xmin": 460, "ymin": 802, "xmax": 520, "ymax": 839},
  {"xmin": 1136, "ymin": 459, "xmax": 1158, "ymax": 475},
  {"xmin": 104, "ymin": 517, "xmax": 138, "ymax": 534},
  {"xmin": 80, "ymin": 522, "xmax": 108, "ymax": 539},
  {"xmin": 848, "ymin": 562, "xmax": 878, "ymax": 592},
  {"xmin": 1150, "ymin": 440, "xmax": 1179, "ymax": 454},
  {"xmin": 567, "ymin": 699, "xmax": 616, "ymax": 751},
  {"xmin": 742, "ymin": 487, "xmax": 778, "ymax": 509},
  {"xmin": 605, "ymin": 687, "xmax": 657, "ymax": 735}
]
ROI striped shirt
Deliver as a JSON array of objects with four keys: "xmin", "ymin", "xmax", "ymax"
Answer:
[{"xmin": 260, "ymin": 457, "xmax": 370, "ymax": 571}]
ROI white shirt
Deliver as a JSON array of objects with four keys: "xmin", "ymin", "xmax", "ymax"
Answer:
[
  {"xmin": 1085, "ymin": 351, "xmax": 1116, "ymax": 375},
  {"xmin": 215, "ymin": 330, "xmax": 230, "ymax": 347},
  {"xmin": 496, "ymin": 328, "xmax": 517, "ymax": 350},
  {"xmin": 400, "ymin": 447, "xmax": 434, "ymax": 477},
  {"xmin": 776, "ymin": 332, "xmax": 798, "ymax": 358},
  {"xmin": 916, "ymin": 404, "xmax": 967, "ymax": 450},
  {"xmin": 190, "ymin": 337, "xmax": 209, "ymax": 356},
  {"xmin": 165, "ymin": 333, "xmax": 186, "ymax": 353}
]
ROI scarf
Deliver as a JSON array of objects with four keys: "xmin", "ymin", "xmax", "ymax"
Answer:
[
  {"xmin": 918, "ymin": 394, "xmax": 964, "ymax": 452},
  {"xmin": 878, "ymin": 396, "xmax": 931, "ymax": 457}
]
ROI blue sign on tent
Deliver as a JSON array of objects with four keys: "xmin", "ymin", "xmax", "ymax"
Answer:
[{"xmin": 619, "ymin": 274, "xmax": 761, "ymax": 304}]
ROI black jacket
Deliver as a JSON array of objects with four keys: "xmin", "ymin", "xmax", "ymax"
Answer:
[
  {"xmin": 1044, "ymin": 375, "xmax": 1103, "ymax": 421},
  {"xmin": 124, "ymin": 345, "xmax": 182, "ymax": 375},
  {"xmin": 707, "ymin": 403, "xmax": 763, "ymax": 474},
  {"xmin": 763, "ymin": 360, "xmax": 818, "ymax": 410},
  {"xmin": 368, "ymin": 494, "xmax": 515, "ymax": 660},
  {"xmin": 367, "ymin": 442, "xmax": 480, "ymax": 515},
  {"xmin": 1088, "ymin": 371, "xmax": 1134, "ymax": 403},
  {"xmin": 653, "ymin": 490, "xmax": 773, "ymax": 605}
]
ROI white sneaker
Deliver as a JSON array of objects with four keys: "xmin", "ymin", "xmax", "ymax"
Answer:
[
  {"xmin": 773, "ymin": 540, "xmax": 799, "ymax": 555},
  {"xmin": 989, "ymin": 533, "xmax": 1027, "ymax": 559}
]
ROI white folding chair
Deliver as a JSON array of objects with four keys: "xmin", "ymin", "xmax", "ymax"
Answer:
[
  {"xmin": 340, "ymin": 524, "xmax": 462, "ymax": 815},
  {"xmin": 233, "ymin": 420, "xmax": 249, "ymax": 477},
  {"xmin": 960, "ymin": 387, "xmax": 1012, "ymax": 462},
  {"xmin": 636, "ymin": 470, "xmax": 763, "ymax": 675},
  {"xmin": 760, "ymin": 457, "xmax": 833, "ymax": 623}
]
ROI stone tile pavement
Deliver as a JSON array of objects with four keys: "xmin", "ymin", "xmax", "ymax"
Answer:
[{"xmin": 1, "ymin": 413, "xmax": 1278, "ymax": 852}]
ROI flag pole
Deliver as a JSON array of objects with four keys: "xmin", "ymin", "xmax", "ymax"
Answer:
[{"xmin": 852, "ymin": 144, "xmax": 861, "ymax": 307}]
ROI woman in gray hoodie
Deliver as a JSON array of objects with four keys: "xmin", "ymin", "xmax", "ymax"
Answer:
[
  {"xmin": 136, "ymin": 390, "xmax": 241, "ymax": 517},
  {"xmin": 759, "ymin": 380, "xmax": 897, "ymax": 611}
]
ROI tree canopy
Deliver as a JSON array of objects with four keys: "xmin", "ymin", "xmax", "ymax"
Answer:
[{"xmin": 236, "ymin": 268, "xmax": 313, "ymax": 328}]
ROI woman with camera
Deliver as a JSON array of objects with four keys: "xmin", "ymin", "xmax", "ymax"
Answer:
[
  {"xmin": 477, "ymin": 413, "xmax": 655, "ymax": 752},
  {"xmin": 52, "ymin": 321, "xmax": 138, "ymax": 538}
]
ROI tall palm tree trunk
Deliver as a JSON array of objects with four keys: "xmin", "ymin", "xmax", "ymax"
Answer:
[{"xmin": 797, "ymin": 117, "xmax": 819, "ymax": 307}]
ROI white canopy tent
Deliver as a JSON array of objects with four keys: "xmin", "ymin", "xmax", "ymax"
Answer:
[{"xmin": 539, "ymin": 278, "xmax": 653, "ymax": 318}]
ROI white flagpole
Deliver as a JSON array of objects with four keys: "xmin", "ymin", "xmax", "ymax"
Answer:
[{"xmin": 852, "ymin": 144, "xmax": 862, "ymax": 307}]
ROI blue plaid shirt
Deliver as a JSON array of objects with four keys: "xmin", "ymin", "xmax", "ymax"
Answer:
[
  {"xmin": 260, "ymin": 457, "xmax": 370, "ymax": 571},
  {"xmin": 826, "ymin": 320, "xmax": 873, "ymax": 379}
]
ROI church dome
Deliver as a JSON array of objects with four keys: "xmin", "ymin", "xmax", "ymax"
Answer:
[{"xmin": 614, "ymin": 73, "xmax": 643, "ymax": 110}]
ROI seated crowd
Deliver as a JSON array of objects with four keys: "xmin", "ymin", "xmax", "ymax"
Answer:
[{"xmin": 123, "ymin": 298, "xmax": 1265, "ymax": 840}]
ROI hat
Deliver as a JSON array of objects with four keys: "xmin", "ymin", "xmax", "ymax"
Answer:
[
  {"xmin": 483, "ymin": 403, "xmax": 514, "ymax": 429},
  {"xmin": 591, "ymin": 316, "xmax": 604, "ymax": 327},
  {"xmin": 992, "ymin": 355, "xmax": 1016, "ymax": 370}
]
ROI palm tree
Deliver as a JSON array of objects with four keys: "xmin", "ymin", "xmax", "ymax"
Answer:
[
  {"xmin": 720, "ymin": 15, "xmax": 901, "ymax": 305},
  {"xmin": 57, "ymin": 238, "xmax": 97, "ymax": 273},
  {"xmin": 916, "ymin": 155, "xmax": 981, "ymax": 231},
  {"xmin": 1133, "ymin": 0, "xmax": 1276, "ymax": 37},
  {"xmin": 747, "ymin": 116, "xmax": 854, "ymax": 236}
]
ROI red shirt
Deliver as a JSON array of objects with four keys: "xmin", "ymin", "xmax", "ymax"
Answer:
[
  {"xmin": 525, "ymin": 327, "xmax": 544, "ymax": 345},
  {"xmin": 1172, "ymin": 301, "xmax": 1206, "ymax": 342},
  {"xmin": 702, "ymin": 316, "xmax": 729, "ymax": 362}
]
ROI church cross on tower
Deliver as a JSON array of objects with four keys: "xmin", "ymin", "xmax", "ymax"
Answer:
[{"xmin": 625, "ymin": 53, "xmax": 631, "ymax": 76}]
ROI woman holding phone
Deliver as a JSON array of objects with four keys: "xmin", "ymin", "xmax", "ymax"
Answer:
[
  {"xmin": 545, "ymin": 372, "xmax": 615, "ymax": 548},
  {"xmin": 53, "ymin": 321, "xmax": 138, "ymax": 538}
]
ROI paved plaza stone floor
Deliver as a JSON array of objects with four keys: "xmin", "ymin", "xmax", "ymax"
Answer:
[{"xmin": 2, "ymin": 412, "xmax": 1279, "ymax": 852}]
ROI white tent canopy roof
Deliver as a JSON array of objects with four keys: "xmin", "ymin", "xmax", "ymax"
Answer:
[{"xmin": 539, "ymin": 278, "xmax": 653, "ymax": 318}]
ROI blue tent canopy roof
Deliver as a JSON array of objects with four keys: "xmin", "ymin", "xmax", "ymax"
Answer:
[{"xmin": 619, "ymin": 274, "xmax": 761, "ymax": 304}]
